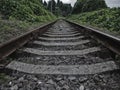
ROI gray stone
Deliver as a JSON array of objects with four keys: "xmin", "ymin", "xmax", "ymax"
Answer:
[
  {"xmin": 37, "ymin": 80, "xmax": 42, "ymax": 84},
  {"xmin": 10, "ymin": 85, "xmax": 18, "ymax": 90},
  {"xmin": 17, "ymin": 83, "xmax": 23, "ymax": 88},
  {"xmin": 41, "ymin": 87, "xmax": 47, "ymax": 90},
  {"xmin": 18, "ymin": 77, "xmax": 24, "ymax": 82},
  {"xmin": 79, "ymin": 77, "xmax": 88, "ymax": 83},
  {"xmin": 93, "ymin": 76, "xmax": 101, "ymax": 83},
  {"xmin": 68, "ymin": 76, "xmax": 76, "ymax": 81},
  {"xmin": 79, "ymin": 85, "xmax": 84, "ymax": 90},
  {"xmin": 36, "ymin": 57, "xmax": 41, "ymax": 60},
  {"xmin": 59, "ymin": 80, "xmax": 66, "ymax": 86},
  {"xmin": 56, "ymin": 86, "xmax": 61, "ymax": 90},
  {"xmin": 46, "ymin": 79, "xmax": 55, "ymax": 85},
  {"xmin": 56, "ymin": 77, "xmax": 62, "ymax": 81},
  {"xmin": 44, "ymin": 84, "xmax": 55, "ymax": 90},
  {"xmin": 98, "ymin": 75, "xmax": 104, "ymax": 79},
  {"xmin": 62, "ymin": 85, "xmax": 69, "ymax": 90},
  {"xmin": 8, "ymin": 81, "xmax": 13, "ymax": 87},
  {"xmin": 32, "ymin": 77, "xmax": 38, "ymax": 82},
  {"xmin": 85, "ymin": 88, "xmax": 90, "ymax": 90}
]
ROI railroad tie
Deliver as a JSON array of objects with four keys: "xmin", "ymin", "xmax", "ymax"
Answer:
[
  {"xmin": 38, "ymin": 36, "xmax": 85, "ymax": 40},
  {"xmin": 33, "ymin": 40, "xmax": 90, "ymax": 46},
  {"xmin": 22, "ymin": 47, "xmax": 101, "ymax": 55},
  {"xmin": 42, "ymin": 33, "xmax": 80, "ymax": 37},
  {"xmin": 6, "ymin": 61, "xmax": 119, "ymax": 75},
  {"xmin": 44, "ymin": 31, "xmax": 79, "ymax": 35}
]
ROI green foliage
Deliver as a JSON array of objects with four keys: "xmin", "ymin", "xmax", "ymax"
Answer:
[
  {"xmin": 72, "ymin": 0, "xmax": 107, "ymax": 14},
  {"xmin": 0, "ymin": 0, "xmax": 56, "ymax": 22},
  {"xmin": 0, "ymin": 73, "xmax": 8, "ymax": 83},
  {"xmin": 69, "ymin": 8, "xmax": 120, "ymax": 32},
  {"xmin": 0, "ymin": 0, "xmax": 19, "ymax": 18},
  {"xmin": 0, "ymin": 0, "xmax": 57, "ymax": 44}
]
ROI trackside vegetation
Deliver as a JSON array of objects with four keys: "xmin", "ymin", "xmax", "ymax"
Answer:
[
  {"xmin": 68, "ymin": 8, "xmax": 120, "ymax": 33},
  {"xmin": 0, "ymin": 0, "xmax": 56, "ymax": 22},
  {"xmin": 0, "ymin": 0, "xmax": 56, "ymax": 44}
]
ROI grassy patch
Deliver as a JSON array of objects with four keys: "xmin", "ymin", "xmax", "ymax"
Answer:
[
  {"xmin": 68, "ymin": 8, "xmax": 120, "ymax": 35},
  {"xmin": 0, "ymin": 19, "xmax": 54, "ymax": 44},
  {"xmin": 0, "ymin": 73, "xmax": 9, "ymax": 83}
]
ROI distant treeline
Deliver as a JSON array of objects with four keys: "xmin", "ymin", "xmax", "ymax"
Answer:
[
  {"xmin": 42, "ymin": 0, "xmax": 72, "ymax": 16},
  {"xmin": 42, "ymin": 0, "xmax": 108, "ymax": 16}
]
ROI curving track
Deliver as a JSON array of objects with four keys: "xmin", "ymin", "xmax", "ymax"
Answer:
[{"xmin": 0, "ymin": 20, "xmax": 120, "ymax": 90}]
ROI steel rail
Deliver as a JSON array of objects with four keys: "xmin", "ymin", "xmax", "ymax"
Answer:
[
  {"xmin": 66, "ymin": 20, "xmax": 120, "ymax": 56},
  {"xmin": 0, "ymin": 21, "xmax": 57, "ymax": 61}
]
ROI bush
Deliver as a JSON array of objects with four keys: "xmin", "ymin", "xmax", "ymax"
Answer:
[
  {"xmin": 72, "ymin": 0, "xmax": 107, "ymax": 14},
  {"xmin": 0, "ymin": 0, "xmax": 56, "ymax": 22},
  {"xmin": 69, "ymin": 8, "xmax": 120, "ymax": 32}
]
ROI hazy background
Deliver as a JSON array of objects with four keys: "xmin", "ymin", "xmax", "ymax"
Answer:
[
  {"xmin": 43, "ymin": 0, "xmax": 120, "ymax": 7},
  {"xmin": 105, "ymin": 0, "xmax": 120, "ymax": 8}
]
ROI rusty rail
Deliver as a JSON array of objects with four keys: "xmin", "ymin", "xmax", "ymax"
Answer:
[
  {"xmin": 0, "ymin": 21, "xmax": 56, "ymax": 61},
  {"xmin": 66, "ymin": 20, "xmax": 120, "ymax": 56}
]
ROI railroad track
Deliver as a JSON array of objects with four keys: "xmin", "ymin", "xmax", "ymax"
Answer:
[{"xmin": 0, "ymin": 20, "xmax": 120, "ymax": 90}]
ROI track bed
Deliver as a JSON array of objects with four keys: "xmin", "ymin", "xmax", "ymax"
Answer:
[{"xmin": 0, "ymin": 20, "xmax": 120, "ymax": 90}]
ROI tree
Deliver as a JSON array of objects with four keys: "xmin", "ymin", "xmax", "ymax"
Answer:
[
  {"xmin": 43, "ymin": 1, "xmax": 47, "ymax": 8},
  {"xmin": 72, "ymin": 0, "xmax": 107, "ymax": 14},
  {"xmin": 47, "ymin": 0, "xmax": 56, "ymax": 13},
  {"xmin": 56, "ymin": 0, "xmax": 72, "ymax": 16},
  {"xmin": 40, "ymin": 0, "xmax": 43, "ymax": 4},
  {"xmin": 46, "ymin": 0, "xmax": 72, "ymax": 16},
  {"xmin": 61, "ymin": 4, "xmax": 72, "ymax": 16},
  {"xmin": 57, "ymin": 0, "xmax": 60, "ymax": 6}
]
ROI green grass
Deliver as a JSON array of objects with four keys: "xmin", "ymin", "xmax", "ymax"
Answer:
[
  {"xmin": 0, "ymin": 73, "xmax": 9, "ymax": 83},
  {"xmin": 0, "ymin": 19, "xmax": 55, "ymax": 44}
]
